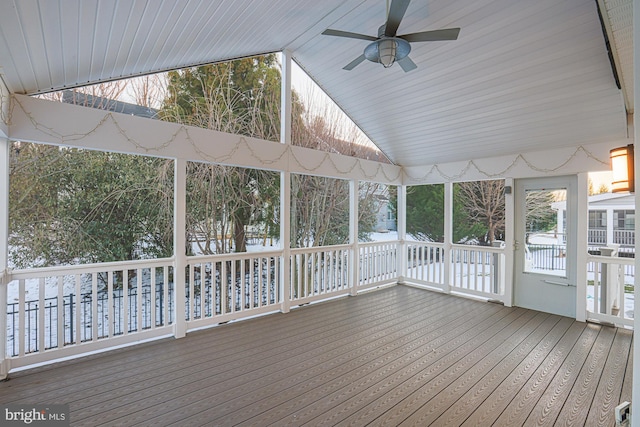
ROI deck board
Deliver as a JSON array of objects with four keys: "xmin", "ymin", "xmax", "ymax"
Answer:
[
  {"xmin": 0, "ymin": 285, "xmax": 632, "ymax": 427},
  {"xmin": 586, "ymin": 328, "xmax": 633, "ymax": 427}
]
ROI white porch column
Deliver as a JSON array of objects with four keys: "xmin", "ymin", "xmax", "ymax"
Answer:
[
  {"xmin": 280, "ymin": 50, "xmax": 292, "ymax": 313},
  {"xmin": 443, "ymin": 182, "xmax": 453, "ymax": 293},
  {"xmin": 396, "ymin": 185, "xmax": 407, "ymax": 284},
  {"xmin": 173, "ymin": 158, "xmax": 187, "ymax": 338},
  {"xmin": 349, "ymin": 179, "xmax": 359, "ymax": 296},
  {"xmin": 503, "ymin": 178, "xmax": 514, "ymax": 307},
  {"xmin": 575, "ymin": 172, "xmax": 588, "ymax": 322},
  {"xmin": 606, "ymin": 207, "xmax": 615, "ymax": 246},
  {"xmin": 632, "ymin": 0, "xmax": 640, "ymax": 422},
  {"xmin": 0, "ymin": 81, "xmax": 10, "ymax": 379}
]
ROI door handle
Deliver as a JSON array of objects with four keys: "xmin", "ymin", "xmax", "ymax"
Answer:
[{"xmin": 544, "ymin": 279, "xmax": 575, "ymax": 287}]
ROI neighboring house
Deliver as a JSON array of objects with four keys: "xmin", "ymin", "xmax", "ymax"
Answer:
[
  {"xmin": 61, "ymin": 90, "xmax": 159, "ymax": 119},
  {"xmin": 554, "ymin": 193, "xmax": 635, "ymax": 250},
  {"xmin": 375, "ymin": 193, "xmax": 397, "ymax": 232}
]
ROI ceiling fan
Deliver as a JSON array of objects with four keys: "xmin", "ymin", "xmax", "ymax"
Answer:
[{"xmin": 322, "ymin": 0, "xmax": 460, "ymax": 72}]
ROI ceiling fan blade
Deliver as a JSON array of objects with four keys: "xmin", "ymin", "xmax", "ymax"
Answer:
[
  {"xmin": 343, "ymin": 54, "xmax": 366, "ymax": 70},
  {"xmin": 322, "ymin": 29, "xmax": 377, "ymax": 42},
  {"xmin": 400, "ymin": 28, "xmax": 461, "ymax": 42},
  {"xmin": 384, "ymin": 0, "xmax": 411, "ymax": 37},
  {"xmin": 397, "ymin": 56, "xmax": 417, "ymax": 72}
]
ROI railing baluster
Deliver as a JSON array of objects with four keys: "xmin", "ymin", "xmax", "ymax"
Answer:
[
  {"xmin": 56, "ymin": 276, "xmax": 64, "ymax": 348},
  {"xmin": 162, "ymin": 266, "xmax": 168, "ymax": 326},
  {"xmin": 618, "ymin": 264, "xmax": 625, "ymax": 321},
  {"xmin": 594, "ymin": 261, "xmax": 601, "ymax": 314},
  {"xmin": 201, "ymin": 262, "xmax": 207, "ymax": 317},
  {"xmin": 38, "ymin": 278, "xmax": 45, "ymax": 354},
  {"xmin": 137, "ymin": 268, "xmax": 143, "ymax": 332},
  {"xmin": 231, "ymin": 258, "xmax": 237, "ymax": 312},
  {"xmin": 150, "ymin": 267, "xmax": 156, "ymax": 328},
  {"xmin": 188, "ymin": 263, "xmax": 194, "ymax": 320},
  {"xmin": 107, "ymin": 271, "xmax": 114, "ymax": 337},
  {"xmin": 92, "ymin": 273, "xmax": 98, "ymax": 340},
  {"xmin": 74, "ymin": 274, "xmax": 81, "ymax": 345}
]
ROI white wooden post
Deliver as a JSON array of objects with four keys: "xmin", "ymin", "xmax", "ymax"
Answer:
[
  {"xmin": 280, "ymin": 50, "xmax": 292, "ymax": 313},
  {"xmin": 632, "ymin": 0, "xmax": 640, "ymax": 421},
  {"xmin": 0, "ymin": 81, "xmax": 10, "ymax": 379},
  {"xmin": 443, "ymin": 182, "xmax": 453, "ymax": 293},
  {"xmin": 606, "ymin": 206, "xmax": 615, "ymax": 246},
  {"xmin": 173, "ymin": 158, "xmax": 187, "ymax": 338},
  {"xmin": 349, "ymin": 179, "xmax": 359, "ymax": 295},
  {"xmin": 0, "ymin": 137, "xmax": 9, "ymax": 379},
  {"xmin": 396, "ymin": 185, "xmax": 407, "ymax": 284},
  {"xmin": 503, "ymin": 178, "xmax": 514, "ymax": 307},
  {"xmin": 575, "ymin": 172, "xmax": 588, "ymax": 322}
]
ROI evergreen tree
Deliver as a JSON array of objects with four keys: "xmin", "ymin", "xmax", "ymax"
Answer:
[
  {"xmin": 9, "ymin": 143, "xmax": 173, "ymax": 267},
  {"xmin": 160, "ymin": 56, "xmax": 281, "ymax": 254}
]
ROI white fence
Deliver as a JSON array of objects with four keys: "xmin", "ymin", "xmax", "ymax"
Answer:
[
  {"xmin": 405, "ymin": 242, "xmax": 445, "ymax": 290},
  {"xmin": 404, "ymin": 241, "xmax": 505, "ymax": 301},
  {"xmin": 290, "ymin": 245, "xmax": 351, "ymax": 305},
  {"xmin": 185, "ymin": 251, "xmax": 282, "ymax": 330},
  {"xmin": 6, "ymin": 258, "xmax": 175, "ymax": 369},
  {"xmin": 450, "ymin": 244, "xmax": 504, "ymax": 299},
  {"xmin": 3, "ymin": 240, "xmax": 510, "ymax": 370},
  {"xmin": 587, "ymin": 254, "xmax": 634, "ymax": 327},
  {"xmin": 359, "ymin": 242, "xmax": 398, "ymax": 289},
  {"xmin": 6, "ymin": 240, "xmax": 634, "ymax": 372}
]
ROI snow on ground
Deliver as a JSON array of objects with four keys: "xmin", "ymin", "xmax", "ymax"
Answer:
[{"xmin": 244, "ymin": 230, "xmax": 400, "ymax": 253}]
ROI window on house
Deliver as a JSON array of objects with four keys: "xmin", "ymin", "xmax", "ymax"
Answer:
[
  {"xmin": 614, "ymin": 210, "xmax": 635, "ymax": 230},
  {"xmin": 588, "ymin": 210, "xmax": 607, "ymax": 229}
]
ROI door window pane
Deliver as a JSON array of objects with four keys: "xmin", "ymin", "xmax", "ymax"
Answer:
[{"xmin": 524, "ymin": 189, "xmax": 567, "ymax": 277}]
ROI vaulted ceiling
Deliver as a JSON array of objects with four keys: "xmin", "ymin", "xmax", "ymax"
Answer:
[{"xmin": 0, "ymin": 0, "xmax": 632, "ymax": 167}]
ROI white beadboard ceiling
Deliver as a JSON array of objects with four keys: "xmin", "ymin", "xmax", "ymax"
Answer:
[{"xmin": 0, "ymin": 0, "xmax": 631, "ymax": 168}]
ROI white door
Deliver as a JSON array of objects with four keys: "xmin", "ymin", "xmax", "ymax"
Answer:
[{"xmin": 514, "ymin": 176, "xmax": 577, "ymax": 318}]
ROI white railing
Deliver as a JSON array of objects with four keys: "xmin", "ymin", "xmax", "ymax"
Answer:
[
  {"xmin": 185, "ymin": 251, "xmax": 282, "ymax": 330},
  {"xmin": 587, "ymin": 254, "xmax": 634, "ymax": 327},
  {"xmin": 614, "ymin": 229, "xmax": 635, "ymax": 246},
  {"xmin": 588, "ymin": 229, "xmax": 606, "ymax": 245},
  {"xmin": 6, "ymin": 258, "xmax": 175, "ymax": 368},
  {"xmin": 290, "ymin": 245, "xmax": 351, "ymax": 305},
  {"xmin": 6, "ymin": 239, "xmax": 637, "ymax": 373},
  {"xmin": 358, "ymin": 242, "xmax": 398, "ymax": 290},
  {"xmin": 3, "ymin": 239, "xmax": 513, "ymax": 371},
  {"xmin": 405, "ymin": 241, "xmax": 446, "ymax": 290},
  {"xmin": 450, "ymin": 244, "xmax": 504, "ymax": 300}
]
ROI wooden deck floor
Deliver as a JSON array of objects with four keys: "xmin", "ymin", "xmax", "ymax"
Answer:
[{"xmin": 0, "ymin": 285, "xmax": 633, "ymax": 426}]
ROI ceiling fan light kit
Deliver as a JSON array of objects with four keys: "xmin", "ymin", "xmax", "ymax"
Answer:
[
  {"xmin": 322, "ymin": 0, "xmax": 460, "ymax": 72},
  {"xmin": 365, "ymin": 37, "xmax": 411, "ymax": 68}
]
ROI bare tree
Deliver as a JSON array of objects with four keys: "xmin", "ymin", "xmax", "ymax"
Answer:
[
  {"xmin": 127, "ymin": 74, "xmax": 167, "ymax": 109},
  {"xmin": 456, "ymin": 180, "xmax": 505, "ymax": 245}
]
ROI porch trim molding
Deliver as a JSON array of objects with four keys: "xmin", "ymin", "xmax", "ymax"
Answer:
[
  {"xmin": 8, "ymin": 94, "xmax": 403, "ymax": 185},
  {"xmin": 403, "ymin": 140, "xmax": 629, "ymax": 184},
  {"xmin": 8, "ymin": 94, "xmax": 627, "ymax": 188}
]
